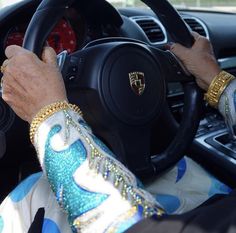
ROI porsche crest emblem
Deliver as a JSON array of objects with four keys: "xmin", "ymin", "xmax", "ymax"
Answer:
[{"xmin": 128, "ymin": 72, "xmax": 145, "ymax": 96}]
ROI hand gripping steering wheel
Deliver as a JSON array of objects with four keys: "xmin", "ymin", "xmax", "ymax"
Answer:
[{"xmin": 23, "ymin": 0, "xmax": 203, "ymax": 179}]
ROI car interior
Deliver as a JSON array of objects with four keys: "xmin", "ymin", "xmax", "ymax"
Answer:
[{"xmin": 1, "ymin": 0, "xmax": 236, "ymax": 206}]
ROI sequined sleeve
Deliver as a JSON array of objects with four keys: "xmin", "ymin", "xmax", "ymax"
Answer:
[
  {"xmin": 218, "ymin": 79, "xmax": 236, "ymax": 136},
  {"xmin": 33, "ymin": 109, "xmax": 164, "ymax": 233}
]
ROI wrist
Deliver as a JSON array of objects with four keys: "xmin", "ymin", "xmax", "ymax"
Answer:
[
  {"xmin": 29, "ymin": 101, "xmax": 82, "ymax": 144},
  {"xmin": 204, "ymin": 71, "xmax": 235, "ymax": 108},
  {"xmin": 28, "ymin": 97, "xmax": 68, "ymax": 123},
  {"xmin": 205, "ymin": 68, "xmax": 222, "ymax": 88}
]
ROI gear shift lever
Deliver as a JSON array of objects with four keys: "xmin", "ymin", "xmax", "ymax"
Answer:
[{"xmin": 225, "ymin": 119, "xmax": 236, "ymax": 141}]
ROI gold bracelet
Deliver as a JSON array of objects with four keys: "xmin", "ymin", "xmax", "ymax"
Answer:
[
  {"xmin": 30, "ymin": 101, "xmax": 83, "ymax": 144},
  {"xmin": 204, "ymin": 71, "xmax": 235, "ymax": 108}
]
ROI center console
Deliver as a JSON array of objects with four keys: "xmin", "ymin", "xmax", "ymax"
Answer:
[
  {"xmin": 192, "ymin": 111, "xmax": 236, "ymax": 187},
  {"xmin": 193, "ymin": 67, "xmax": 236, "ymax": 187},
  {"xmin": 168, "ymin": 81, "xmax": 236, "ymax": 187}
]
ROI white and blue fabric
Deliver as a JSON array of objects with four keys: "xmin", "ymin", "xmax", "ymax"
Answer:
[
  {"xmin": 0, "ymin": 104, "xmax": 232, "ymax": 232},
  {"xmin": 145, "ymin": 157, "xmax": 231, "ymax": 214}
]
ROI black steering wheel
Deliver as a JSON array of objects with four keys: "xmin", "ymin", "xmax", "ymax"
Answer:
[{"xmin": 23, "ymin": 0, "xmax": 203, "ymax": 178}]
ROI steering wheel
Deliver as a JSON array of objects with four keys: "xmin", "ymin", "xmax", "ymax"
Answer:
[{"xmin": 23, "ymin": 0, "xmax": 203, "ymax": 179}]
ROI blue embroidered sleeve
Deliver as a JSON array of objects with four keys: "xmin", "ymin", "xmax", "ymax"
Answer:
[{"xmin": 33, "ymin": 109, "xmax": 164, "ymax": 233}]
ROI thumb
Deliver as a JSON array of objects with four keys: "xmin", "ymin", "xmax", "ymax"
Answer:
[
  {"xmin": 41, "ymin": 47, "xmax": 57, "ymax": 66},
  {"xmin": 170, "ymin": 43, "xmax": 190, "ymax": 61}
]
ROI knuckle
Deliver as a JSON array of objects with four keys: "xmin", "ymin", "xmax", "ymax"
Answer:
[
  {"xmin": 200, "ymin": 36, "xmax": 210, "ymax": 44},
  {"xmin": 13, "ymin": 51, "xmax": 36, "ymax": 63},
  {"xmin": 4, "ymin": 64, "xmax": 11, "ymax": 74},
  {"xmin": 27, "ymin": 52, "xmax": 37, "ymax": 60},
  {"xmin": 4, "ymin": 67, "xmax": 15, "ymax": 79},
  {"xmin": 2, "ymin": 93, "xmax": 11, "ymax": 103},
  {"xmin": 3, "ymin": 83, "xmax": 11, "ymax": 92},
  {"xmin": 19, "ymin": 53, "xmax": 31, "ymax": 61},
  {"xmin": 7, "ymin": 45, "xmax": 18, "ymax": 51},
  {"xmin": 10, "ymin": 55, "xmax": 20, "ymax": 65}
]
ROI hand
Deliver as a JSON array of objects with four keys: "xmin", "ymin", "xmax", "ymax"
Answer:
[
  {"xmin": 1, "ymin": 45, "xmax": 67, "ymax": 123},
  {"xmin": 170, "ymin": 32, "xmax": 221, "ymax": 91}
]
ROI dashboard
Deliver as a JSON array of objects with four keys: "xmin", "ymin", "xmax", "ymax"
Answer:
[
  {"xmin": 1, "ymin": 1, "xmax": 236, "ymax": 66},
  {"xmin": 0, "ymin": 0, "xmax": 122, "ymax": 59},
  {"xmin": 2, "ymin": 1, "xmax": 236, "ymax": 98},
  {"xmin": 1, "ymin": 0, "xmax": 236, "ymax": 200}
]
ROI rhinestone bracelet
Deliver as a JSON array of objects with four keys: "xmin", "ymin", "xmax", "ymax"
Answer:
[
  {"xmin": 30, "ymin": 101, "xmax": 82, "ymax": 144},
  {"xmin": 204, "ymin": 71, "xmax": 235, "ymax": 108}
]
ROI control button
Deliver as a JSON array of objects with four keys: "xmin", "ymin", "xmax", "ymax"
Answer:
[
  {"xmin": 67, "ymin": 75, "xmax": 76, "ymax": 81},
  {"xmin": 69, "ymin": 66, "xmax": 77, "ymax": 73}
]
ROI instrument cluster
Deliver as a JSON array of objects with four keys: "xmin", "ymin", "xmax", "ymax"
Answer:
[
  {"xmin": 3, "ymin": 7, "xmax": 120, "ymax": 55},
  {"xmin": 4, "ymin": 19, "xmax": 77, "ymax": 54}
]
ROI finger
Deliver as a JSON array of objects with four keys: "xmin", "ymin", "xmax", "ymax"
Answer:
[
  {"xmin": 170, "ymin": 42, "xmax": 190, "ymax": 59},
  {"xmin": 4, "ymin": 73, "xmax": 28, "ymax": 96},
  {"xmin": 41, "ymin": 47, "xmax": 57, "ymax": 66},
  {"xmin": 5, "ymin": 45, "xmax": 29, "ymax": 59},
  {"xmin": 2, "ymin": 59, "xmax": 9, "ymax": 68},
  {"xmin": 2, "ymin": 80, "xmax": 29, "ymax": 111},
  {"xmin": 2, "ymin": 82, "xmax": 12, "ymax": 100},
  {"xmin": 3, "ymin": 63, "xmax": 28, "ymax": 92},
  {"xmin": 1, "ymin": 59, "xmax": 9, "ymax": 74},
  {"xmin": 191, "ymin": 31, "xmax": 201, "ymax": 40}
]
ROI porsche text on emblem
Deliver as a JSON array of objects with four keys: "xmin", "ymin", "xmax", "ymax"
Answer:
[{"xmin": 128, "ymin": 72, "xmax": 145, "ymax": 96}]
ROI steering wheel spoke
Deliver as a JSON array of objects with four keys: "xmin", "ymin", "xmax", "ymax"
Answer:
[
  {"xmin": 114, "ymin": 126, "xmax": 155, "ymax": 177},
  {"xmin": 59, "ymin": 44, "xmax": 113, "ymax": 89},
  {"xmin": 149, "ymin": 46, "xmax": 195, "ymax": 83},
  {"xmin": 59, "ymin": 50, "xmax": 87, "ymax": 88},
  {"xmin": 164, "ymin": 51, "xmax": 195, "ymax": 82}
]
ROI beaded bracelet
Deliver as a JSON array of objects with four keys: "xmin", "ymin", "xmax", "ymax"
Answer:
[
  {"xmin": 30, "ymin": 101, "xmax": 82, "ymax": 144},
  {"xmin": 204, "ymin": 71, "xmax": 235, "ymax": 108}
]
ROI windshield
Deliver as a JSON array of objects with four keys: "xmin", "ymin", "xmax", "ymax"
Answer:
[
  {"xmin": 0, "ymin": 0, "xmax": 22, "ymax": 8},
  {"xmin": 107, "ymin": 0, "xmax": 236, "ymax": 12},
  {"xmin": 1, "ymin": 0, "xmax": 236, "ymax": 13}
]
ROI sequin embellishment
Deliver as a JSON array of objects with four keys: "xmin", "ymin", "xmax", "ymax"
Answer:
[
  {"xmin": 44, "ymin": 126, "xmax": 108, "ymax": 222},
  {"xmin": 41, "ymin": 110, "xmax": 164, "ymax": 232}
]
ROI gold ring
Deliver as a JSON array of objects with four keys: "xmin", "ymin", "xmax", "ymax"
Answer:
[
  {"xmin": 0, "ymin": 65, "xmax": 6, "ymax": 74},
  {"xmin": 1, "ymin": 59, "xmax": 9, "ymax": 74}
]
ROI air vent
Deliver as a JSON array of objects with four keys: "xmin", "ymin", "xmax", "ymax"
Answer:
[
  {"xmin": 183, "ymin": 17, "xmax": 209, "ymax": 38},
  {"xmin": 131, "ymin": 16, "xmax": 167, "ymax": 44}
]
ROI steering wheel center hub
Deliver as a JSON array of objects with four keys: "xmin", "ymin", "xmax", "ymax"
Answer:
[{"xmin": 102, "ymin": 44, "xmax": 165, "ymax": 125}]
